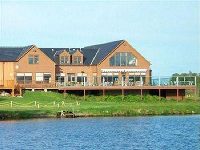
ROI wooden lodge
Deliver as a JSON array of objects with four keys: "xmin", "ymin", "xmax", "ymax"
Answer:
[{"xmin": 0, "ymin": 40, "xmax": 197, "ymax": 99}]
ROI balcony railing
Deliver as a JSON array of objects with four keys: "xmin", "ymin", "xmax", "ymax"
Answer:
[{"xmin": 10, "ymin": 76, "xmax": 197, "ymax": 89}]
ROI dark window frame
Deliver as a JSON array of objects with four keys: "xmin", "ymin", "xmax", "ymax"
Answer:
[
  {"xmin": 60, "ymin": 56, "xmax": 69, "ymax": 65},
  {"xmin": 73, "ymin": 56, "xmax": 82, "ymax": 65},
  {"xmin": 109, "ymin": 52, "xmax": 137, "ymax": 66},
  {"xmin": 28, "ymin": 55, "xmax": 39, "ymax": 64}
]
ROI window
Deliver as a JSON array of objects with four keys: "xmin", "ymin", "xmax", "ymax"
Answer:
[
  {"xmin": 67, "ymin": 73, "xmax": 75, "ymax": 82},
  {"xmin": 73, "ymin": 56, "xmax": 82, "ymax": 64},
  {"xmin": 28, "ymin": 55, "xmax": 39, "ymax": 64},
  {"xmin": 56, "ymin": 73, "xmax": 65, "ymax": 83},
  {"xmin": 115, "ymin": 53, "xmax": 120, "ymax": 66},
  {"xmin": 36, "ymin": 73, "xmax": 43, "ymax": 82},
  {"xmin": 44, "ymin": 73, "xmax": 51, "ymax": 82},
  {"xmin": 36, "ymin": 73, "xmax": 51, "ymax": 83},
  {"xmin": 121, "ymin": 53, "xmax": 126, "ymax": 66},
  {"xmin": 77, "ymin": 73, "xmax": 87, "ymax": 83},
  {"xmin": 109, "ymin": 52, "xmax": 137, "ymax": 66},
  {"xmin": 16, "ymin": 73, "xmax": 32, "ymax": 84},
  {"xmin": 109, "ymin": 55, "xmax": 115, "ymax": 66},
  {"xmin": 60, "ymin": 56, "xmax": 69, "ymax": 64}
]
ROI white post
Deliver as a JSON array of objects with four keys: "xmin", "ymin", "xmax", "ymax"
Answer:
[
  {"xmin": 83, "ymin": 76, "xmax": 85, "ymax": 86},
  {"xmin": 35, "ymin": 101, "xmax": 37, "ymax": 107},
  {"xmin": 140, "ymin": 76, "xmax": 143, "ymax": 86},
  {"xmin": 64, "ymin": 75, "xmax": 66, "ymax": 86},
  {"xmin": 57, "ymin": 103, "xmax": 60, "ymax": 108},
  {"xmin": 158, "ymin": 76, "xmax": 160, "ymax": 86},
  {"xmin": 103, "ymin": 77, "xmax": 105, "ymax": 86},
  {"xmin": 195, "ymin": 76, "xmax": 197, "ymax": 86},
  {"xmin": 10, "ymin": 101, "xmax": 13, "ymax": 108},
  {"xmin": 37, "ymin": 104, "xmax": 40, "ymax": 109},
  {"xmin": 122, "ymin": 77, "xmax": 124, "ymax": 86},
  {"xmin": 184, "ymin": 76, "xmax": 185, "ymax": 85},
  {"xmin": 176, "ymin": 77, "xmax": 179, "ymax": 86},
  {"xmin": 66, "ymin": 76, "xmax": 68, "ymax": 86}
]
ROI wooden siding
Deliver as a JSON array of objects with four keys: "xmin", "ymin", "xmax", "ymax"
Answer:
[
  {"xmin": 0, "ymin": 62, "xmax": 15, "ymax": 87},
  {"xmin": 16, "ymin": 46, "xmax": 55, "ymax": 82}
]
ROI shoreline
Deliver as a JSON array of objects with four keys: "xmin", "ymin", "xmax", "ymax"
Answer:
[{"xmin": 0, "ymin": 111, "xmax": 199, "ymax": 121}]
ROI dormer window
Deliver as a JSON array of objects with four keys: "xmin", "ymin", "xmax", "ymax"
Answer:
[
  {"xmin": 60, "ymin": 56, "xmax": 69, "ymax": 64},
  {"xmin": 28, "ymin": 55, "xmax": 39, "ymax": 64},
  {"xmin": 73, "ymin": 56, "xmax": 82, "ymax": 65}
]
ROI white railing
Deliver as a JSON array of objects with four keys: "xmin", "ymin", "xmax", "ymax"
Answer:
[{"xmin": 13, "ymin": 76, "xmax": 197, "ymax": 88}]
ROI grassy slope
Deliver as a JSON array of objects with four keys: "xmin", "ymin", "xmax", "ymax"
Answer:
[{"xmin": 0, "ymin": 91, "xmax": 200, "ymax": 119}]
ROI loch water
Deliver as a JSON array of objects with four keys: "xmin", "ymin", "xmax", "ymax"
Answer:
[{"xmin": 0, "ymin": 115, "xmax": 199, "ymax": 150}]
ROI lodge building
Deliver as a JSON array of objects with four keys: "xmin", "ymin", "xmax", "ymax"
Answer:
[
  {"xmin": 0, "ymin": 40, "xmax": 151, "ymax": 87},
  {"xmin": 0, "ymin": 40, "xmax": 197, "ymax": 99}
]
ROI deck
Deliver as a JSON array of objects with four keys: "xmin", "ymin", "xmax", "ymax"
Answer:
[
  {"xmin": 0, "ymin": 78, "xmax": 198, "ymax": 99},
  {"xmin": 58, "ymin": 85, "xmax": 196, "ymax": 90}
]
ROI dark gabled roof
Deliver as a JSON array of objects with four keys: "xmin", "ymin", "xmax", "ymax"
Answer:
[
  {"xmin": 83, "ymin": 40, "xmax": 124, "ymax": 65},
  {"xmin": 40, "ymin": 48, "xmax": 66, "ymax": 62},
  {"xmin": 40, "ymin": 48, "xmax": 82, "ymax": 62},
  {"xmin": 40, "ymin": 40, "xmax": 124, "ymax": 65},
  {"xmin": 81, "ymin": 48, "xmax": 98, "ymax": 65},
  {"xmin": 0, "ymin": 40, "xmax": 124, "ymax": 65},
  {"xmin": 0, "ymin": 45, "xmax": 33, "ymax": 61}
]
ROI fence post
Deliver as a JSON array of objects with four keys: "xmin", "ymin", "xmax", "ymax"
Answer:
[
  {"xmin": 10, "ymin": 101, "xmax": 13, "ymax": 108},
  {"xmin": 37, "ymin": 104, "xmax": 40, "ymax": 109},
  {"xmin": 194, "ymin": 76, "xmax": 197, "ymax": 86},
  {"xmin": 35, "ymin": 101, "xmax": 37, "ymax": 107}
]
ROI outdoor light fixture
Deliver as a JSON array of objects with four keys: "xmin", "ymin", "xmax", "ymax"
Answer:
[{"xmin": 15, "ymin": 65, "xmax": 19, "ymax": 69}]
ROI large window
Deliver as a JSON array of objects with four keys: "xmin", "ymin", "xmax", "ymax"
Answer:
[
  {"xmin": 60, "ymin": 56, "xmax": 69, "ymax": 64},
  {"xmin": 73, "ymin": 56, "xmax": 82, "ymax": 65},
  {"xmin": 16, "ymin": 73, "xmax": 32, "ymax": 84},
  {"xmin": 28, "ymin": 55, "xmax": 39, "ymax": 64},
  {"xmin": 109, "ymin": 52, "xmax": 137, "ymax": 66}
]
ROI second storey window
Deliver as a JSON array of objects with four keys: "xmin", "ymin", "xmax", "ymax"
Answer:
[
  {"xmin": 109, "ymin": 52, "xmax": 137, "ymax": 66},
  {"xmin": 73, "ymin": 56, "xmax": 82, "ymax": 65},
  {"xmin": 60, "ymin": 56, "xmax": 69, "ymax": 64},
  {"xmin": 28, "ymin": 55, "xmax": 39, "ymax": 64}
]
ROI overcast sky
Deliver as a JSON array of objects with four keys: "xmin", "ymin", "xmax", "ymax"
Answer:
[{"xmin": 0, "ymin": 0, "xmax": 199, "ymax": 76}]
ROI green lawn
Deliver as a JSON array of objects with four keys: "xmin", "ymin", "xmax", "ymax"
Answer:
[{"xmin": 0, "ymin": 91, "xmax": 199, "ymax": 119}]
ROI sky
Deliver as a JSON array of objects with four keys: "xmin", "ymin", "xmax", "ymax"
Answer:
[{"xmin": 0, "ymin": 0, "xmax": 199, "ymax": 76}]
